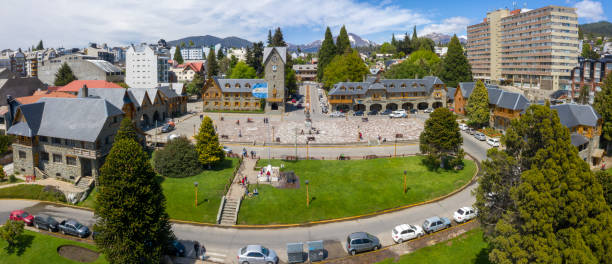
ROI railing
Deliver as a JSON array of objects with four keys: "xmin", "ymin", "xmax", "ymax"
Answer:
[
  {"xmin": 493, "ymin": 110, "xmax": 519, "ymax": 119},
  {"xmin": 72, "ymin": 147, "xmax": 100, "ymax": 158},
  {"xmin": 216, "ymin": 196, "xmax": 226, "ymax": 224},
  {"xmin": 34, "ymin": 167, "xmax": 47, "ymax": 179}
]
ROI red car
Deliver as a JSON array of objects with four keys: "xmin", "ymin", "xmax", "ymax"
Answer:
[{"xmin": 9, "ymin": 210, "xmax": 34, "ymax": 225}]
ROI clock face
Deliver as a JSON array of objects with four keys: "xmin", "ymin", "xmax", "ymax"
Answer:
[{"xmin": 272, "ymin": 65, "xmax": 277, "ymax": 72}]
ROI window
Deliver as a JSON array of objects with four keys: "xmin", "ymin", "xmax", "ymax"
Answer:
[
  {"xmin": 66, "ymin": 156, "xmax": 77, "ymax": 166},
  {"xmin": 113, "ymin": 116, "xmax": 118, "ymax": 123},
  {"xmin": 52, "ymin": 137, "xmax": 61, "ymax": 144},
  {"xmin": 53, "ymin": 154, "xmax": 62, "ymax": 163},
  {"xmin": 18, "ymin": 151, "xmax": 26, "ymax": 159},
  {"xmin": 40, "ymin": 136, "xmax": 48, "ymax": 142},
  {"xmin": 40, "ymin": 152, "xmax": 49, "ymax": 161}
]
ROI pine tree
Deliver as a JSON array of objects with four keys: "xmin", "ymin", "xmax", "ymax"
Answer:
[
  {"xmin": 438, "ymin": 35, "xmax": 472, "ymax": 88},
  {"xmin": 391, "ymin": 33, "xmax": 398, "ymax": 48},
  {"xmin": 466, "ymin": 80, "xmax": 490, "ymax": 128},
  {"xmin": 94, "ymin": 138, "xmax": 174, "ymax": 263},
  {"xmin": 411, "ymin": 26, "xmax": 419, "ymax": 52},
  {"xmin": 54, "ymin": 62, "xmax": 76, "ymax": 86},
  {"xmin": 578, "ymin": 27, "xmax": 584, "ymax": 40},
  {"xmin": 335, "ymin": 25, "xmax": 351, "ymax": 55},
  {"xmin": 267, "ymin": 29, "xmax": 273, "ymax": 47},
  {"xmin": 194, "ymin": 116, "xmax": 224, "ymax": 168},
  {"xmin": 173, "ymin": 45, "xmax": 184, "ymax": 64},
  {"xmin": 475, "ymin": 105, "xmax": 612, "ymax": 263},
  {"xmin": 115, "ymin": 117, "xmax": 139, "ymax": 143},
  {"xmin": 271, "ymin": 27, "xmax": 287, "ymax": 47},
  {"xmin": 217, "ymin": 48, "xmax": 224, "ymax": 60},
  {"xmin": 188, "ymin": 40, "xmax": 194, "ymax": 47},
  {"xmin": 419, "ymin": 108, "xmax": 463, "ymax": 169},
  {"xmin": 594, "ymin": 74, "xmax": 612, "ymax": 152},
  {"xmin": 36, "ymin": 40, "xmax": 43, "ymax": 50},
  {"xmin": 317, "ymin": 27, "xmax": 336, "ymax": 81},
  {"xmin": 248, "ymin": 42, "xmax": 264, "ymax": 77},
  {"xmin": 206, "ymin": 48, "xmax": 218, "ymax": 78}
]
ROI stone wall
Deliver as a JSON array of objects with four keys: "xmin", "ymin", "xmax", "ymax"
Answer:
[
  {"xmin": 38, "ymin": 59, "xmax": 123, "ymax": 85},
  {"xmin": 12, "ymin": 144, "xmax": 33, "ymax": 175}
]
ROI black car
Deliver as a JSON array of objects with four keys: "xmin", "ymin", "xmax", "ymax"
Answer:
[
  {"xmin": 410, "ymin": 109, "xmax": 418, "ymax": 114},
  {"xmin": 368, "ymin": 110, "xmax": 379, "ymax": 116},
  {"xmin": 166, "ymin": 240, "xmax": 186, "ymax": 257},
  {"xmin": 381, "ymin": 109, "xmax": 393, "ymax": 115},
  {"xmin": 354, "ymin": 110, "xmax": 364, "ymax": 116},
  {"xmin": 33, "ymin": 214, "xmax": 59, "ymax": 232},
  {"xmin": 161, "ymin": 124, "xmax": 174, "ymax": 133}
]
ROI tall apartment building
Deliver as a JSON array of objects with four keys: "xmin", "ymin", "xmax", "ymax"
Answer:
[
  {"xmin": 467, "ymin": 6, "xmax": 579, "ymax": 90},
  {"xmin": 125, "ymin": 44, "xmax": 170, "ymax": 87}
]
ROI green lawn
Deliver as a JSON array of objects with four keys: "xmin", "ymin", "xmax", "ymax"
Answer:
[
  {"xmin": 0, "ymin": 184, "xmax": 66, "ymax": 203},
  {"xmin": 0, "ymin": 230, "xmax": 107, "ymax": 264},
  {"xmin": 238, "ymin": 156, "xmax": 476, "ymax": 224},
  {"xmin": 204, "ymin": 109, "xmax": 265, "ymax": 114},
  {"xmin": 377, "ymin": 228, "xmax": 490, "ymax": 264},
  {"xmin": 78, "ymin": 187, "xmax": 98, "ymax": 208},
  {"xmin": 0, "ymin": 178, "xmax": 23, "ymax": 186}
]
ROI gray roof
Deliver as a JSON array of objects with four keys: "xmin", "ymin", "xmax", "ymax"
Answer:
[
  {"xmin": 79, "ymin": 88, "xmax": 131, "ymax": 110},
  {"xmin": 551, "ymin": 103, "xmax": 600, "ymax": 128},
  {"xmin": 489, "ymin": 89, "xmax": 530, "ymax": 111},
  {"xmin": 159, "ymin": 82, "xmax": 185, "ymax": 96},
  {"xmin": 8, "ymin": 97, "xmax": 123, "ymax": 142},
  {"xmin": 457, "ymin": 82, "xmax": 499, "ymax": 98},
  {"xmin": 86, "ymin": 60, "xmax": 122, "ymax": 73},
  {"xmin": 127, "ymin": 88, "xmax": 150, "ymax": 107},
  {"xmin": 570, "ymin": 133, "xmax": 589, "ymax": 147},
  {"xmin": 329, "ymin": 76, "xmax": 444, "ymax": 96},
  {"xmin": 213, "ymin": 77, "xmax": 263, "ymax": 93},
  {"xmin": 158, "ymin": 85, "xmax": 180, "ymax": 98},
  {"xmin": 263, "ymin": 47, "xmax": 287, "ymax": 64},
  {"xmin": 447, "ymin": 88, "xmax": 456, "ymax": 100}
]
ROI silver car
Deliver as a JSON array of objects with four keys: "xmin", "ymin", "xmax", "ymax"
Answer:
[
  {"xmin": 346, "ymin": 232, "xmax": 381, "ymax": 255},
  {"xmin": 237, "ymin": 245, "xmax": 278, "ymax": 264},
  {"xmin": 474, "ymin": 132, "xmax": 486, "ymax": 141}
]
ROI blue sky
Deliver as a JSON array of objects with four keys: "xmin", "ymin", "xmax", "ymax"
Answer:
[{"xmin": 0, "ymin": 0, "xmax": 608, "ymax": 49}]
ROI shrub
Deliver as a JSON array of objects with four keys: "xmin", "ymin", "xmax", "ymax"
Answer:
[
  {"xmin": 41, "ymin": 185, "xmax": 66, "ymax": 202},
  {"xmin": 154, "ymin": 137, "xmax": 202, "ymax": 178},
  {"xmin": 0, "ymin": 165, "xmax": 5, "ymax": 181},
  {"xmin": 8, "ymin": 174, "xmax": 16, "ymax": 183},
  {"xmin": 0, "ymin": 220, "xmax": 24, "ymax": 248}
]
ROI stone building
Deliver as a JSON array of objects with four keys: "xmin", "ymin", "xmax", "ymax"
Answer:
[
  {"xmin": 202, "ymin": 47, "xmax": 287, "ymax": 113},
  {"xmin": 328, "ymin": 76, "xmax": 447, "ymax": 113},
  {"xmin": 7, "ymin": 96, "xmax": 124, "ymax": 185},
  {"xmin": 292, "ymin": 64, "xmax": 317, "ymax": 82},
  {"xmin": 569, "ymin": 55, "xmax": 612, "ymax": 102}
]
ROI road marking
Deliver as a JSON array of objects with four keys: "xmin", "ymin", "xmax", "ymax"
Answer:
[{"xmin": 203, "ymin": 251, "xmax": 227, "ymax": 263}]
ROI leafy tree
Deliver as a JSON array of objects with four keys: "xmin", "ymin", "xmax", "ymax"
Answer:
[
  {"xmin": 180, "ymin": 42, "xmax": 186, "ymax": 48},
  {"xmin": 336, "ymin": 25, "xmax": 351, "ymax": 55},
  {"xmin": 419, "ymin": 108, "xmax": 463, "ymax": 169},
  {"xmin": 322, "ymin": 50, "xmax": 368, "ymax": 89},
  {"xmin": 94, "ymin": 137, "xmax": 174, "ymax": 264},
  {"xmin": 0, "ymin": 134, "xmax": 13, "ymax": 154},
  {"xmin": 378, "ymin": 42, "xmax": 397, "ymax": 54},
  {"xmin": 115, "ymin": 117, "xmax": 139, "ymax": 142},
  {"xmin": 229, "ymin": 61, "xmax": 256, "ymax": 79},
  {"xmin": 285, "ymin": 68, "xmax": 298, "ymax": 95},
  {"xmin": 417, "ymin": 38, "xmax": 435, "ymax": 52},
  {"xmin": 206, "ymin": 47, "xmax": 218, "ymax": 78},
  {"xmin": 216, "ymin": 48, "xmax": 224, "ymax": 60},
  {"xmin": 186, "ymin": 73, "xmax": 205, "ymax": 97},
  {"xmin": 271, "ymin": 27, "xmax": 287, "ymax": 47},
  {"xmin": 438, "ymin": 35, "xmax": 472, "ymax": 88},
  {"xmin": 317, "ymin": 27, "xmax": 336, "ymax": 81},
  {"xmin": 594, "ymin": 74, "xmax": 612, "ymax": 152},
  {"xmin": 188, "ymin": 40, "xmax": 194, "ymax": 46},
  {"xmin": 466, "ymin": 80, "xmax": 490, "ymax": 128},
  {"xmin": 53, "ymin": 62, "xmax": 76, "ymax": 86},
  {"xmin": 153, "ymin": 137, "xmax": 202, "ymax": 178},
  {"xmin": 595, "ymin": 170, "xmax": 612, "ymax": 207},
  {"xmin": 0, "ymin": 165, "xmax": 5, "ymax": 182},
  {"xmin": 114, "ymin": 82, "xmax": 129, "ymax": 88},
  {"xmin": 36, "ymin": 40, "xmax": 43, "ymax": 50},
  {"xmin": 194, "ymin": 116, "xmax": 224, "ymax": 168},
  {"xmin": 0, "ymin": 220, "xmax": 24, "ymax": 249},
  {"xmin": 475, "ymin": 105, "xmax": 612, "ymax": 264},
  {"xmin": 173, "ymin": 45, "xmax": 184, "ymax": 65},
  {"xmin": 578, "ymin": 85, "xmax": 590, "ymax": 104},
  {"xmin": 385, "ymin": 49, "xmax": 439, "ymax": 79},
  {"xmin": 582, "ymin": 43, "xmax": 599, "ymax": 59}
]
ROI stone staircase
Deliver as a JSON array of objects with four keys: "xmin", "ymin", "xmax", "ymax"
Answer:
[
  {"xmin": 75, "ymin": 176, "xmax": 93, "ymax": 190},
  {"xmin": 219, "ymin": 198, "xmax": 240, "ymax": 226}
]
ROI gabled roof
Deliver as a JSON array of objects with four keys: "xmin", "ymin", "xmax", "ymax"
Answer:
[
  {"xmin": 130, "ymin": 88, "xmax": 163, "ymax": 104},
  {"xmin": 490, "ymin": 89, "xmax": 530, "ymax": 111},
  {"xmin": 7, "ymin": 97, "xmax": 123, "ymax": 142},
  {"xmin": 263, "ymin": 47, "xmax": 287, "ymax": 64},
  {"xmin": 329, "ymin": 76, "xmax": 444, "ymax": 96},
  {"xmin": 127, "ymin": 88, "xmax": 150, "ymax": 107},
  {"xmin": 447, "ymin": 88, "xmax": 456, "ymax": 100},
  {"xmin": 551, "ymin": 103, "xmax": 600, "ymax": 128},
  {"xmin": 15, "ymin": 91, "xmax": 76, "ymax": 105},
  {"xmin": 177, "ymin": 62, "xmax": 204, "ymax": 72},
  {"xmin": 212, "ymin": 77, "xmax": 262, "ymax": 93},
  {"xmin": 570, "ymin": 133, "xmax": 589, "ymax": 147},
  {"xmin": 58, "ymin": 80, "xmax": 122, "ymax": 93},
  {"xmin": 78, "ymin": 88, "xmax": 131, "ymax": 110}
]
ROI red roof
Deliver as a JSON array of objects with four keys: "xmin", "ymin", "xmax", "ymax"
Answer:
[
  {"xmin": 16, "ymin": 92, "xmax": 76, "ymax": 105},
  {"xmin": 57, "ymin": 80, "xmax": 122, "ymax": 93},
  {"xmin": 47, "ymin": 86, "xmax": 61, "ymax": 92},
  {"xmin": 177, "ymin": 62, "xmax": 204, "ymax": 72}
]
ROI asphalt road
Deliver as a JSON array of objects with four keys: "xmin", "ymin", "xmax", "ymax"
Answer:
[{"xmin": 0, "ymin": 132, "xmax": 489, "ymax": 263}]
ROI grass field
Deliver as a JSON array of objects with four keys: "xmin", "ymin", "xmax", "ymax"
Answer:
[
  {"xmin": 0, "ymin": 230, "xmax": 107, "ymax": 264},
  {"xmin": 237, "ymin": 156, "xmax": 476, "ymax": 224},
  {"xmin": 377, "ymin": 228, "xmax": 490, "ymax": 264},
  {"xmin": 0, "ymin": 184, "xmax": 66, "ymax": 203}
]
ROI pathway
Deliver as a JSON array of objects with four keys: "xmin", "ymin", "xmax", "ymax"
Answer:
[{"xmin": 219, "ymin": 157, "xmax": 257, "ymax": 226}]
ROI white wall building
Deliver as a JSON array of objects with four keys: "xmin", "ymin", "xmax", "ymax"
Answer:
[
  {"xmin": 125, "ymin": 44, "xmax": 170, "ymax": 87},
  {"xmin": 227, "ymin": 48, "xmax": 247, "ymax": 61}
]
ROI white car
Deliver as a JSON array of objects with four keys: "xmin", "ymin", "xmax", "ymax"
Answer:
[
  {"xmin": 391, "ymin": 224, "xmax": 425, "ymax": 243},
  {"xmin": 459, "ymin": 123, "xmax": 468, "ymax": 131},
  {"xmin": 389, "ymin": 110, "xmax": 407, "ymax": 118},
  {"xmin": 330, "ymin": 111, "xmax": 345, "ymax": 118},
  {"xmin": 487, "ymin": 137, "xmax": 500, "ymax": 147},
  {"xmin": 424, "ymin": 108, "xmax": 434, "ymax": 113},
  {"xmin": 453, "ymin": 206, "xmax": 477, "ymax": 223},
  {"xmin": 222, "ymin": 146, "xmax": 232, "ymax": 154}
]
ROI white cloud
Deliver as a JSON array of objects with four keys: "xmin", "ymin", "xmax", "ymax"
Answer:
[
  {"xmin": 0, "ymin": 0, "xmax": 431, "ymax": 49},
  {"xmin": 574, "ymin": 0, "xmax": 606, "ymax": 22},
  {"xmin": 421, "ymin": 17, "xmax": 471, "ymax": 36}
]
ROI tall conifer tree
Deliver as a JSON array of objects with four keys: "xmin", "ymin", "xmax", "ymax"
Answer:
[
  {"xmin": 194, "ymin": 116, "xmax": 224, "ymax": 168},
  {"xmin": 438, "ymin": 35, "xmax": 472, "ymax": 88},
  {"xmin": 54, "ymin": 62, "xmax": 76, "ymax": 86},
  {"xmin": 466, "ymin": 80, "xmax": 490, "ymax": 127},
  {"xmin": 173, "ymin": 45, "xmax": 184, "ymax": 64},
  {"xmin": 317, "ymin": 27, "xmax": 336, "ymax": 81},
  {"xmin": 336, "ymin": 25, "xmax": 351, "ymax": 55}
]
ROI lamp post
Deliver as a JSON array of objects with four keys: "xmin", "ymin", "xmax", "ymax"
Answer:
[
  {"xmin": 403, "ymin": 170, "xmax": 407, "ymax": 194},
  {"xmin": 194, "ymin": 182, "xmax": 199, "ymax": 207},
  {"xmin": 394, "ymin": 138, "xmax": 397, "ymax": 157},
  {"xmin": 193, "ymin": 124, "xmax": 196, "ymax": 137},
  {"xmin": 306, "ymin": 140, "xmax": 309, "ymax": 160},
  {"xmin": 305, "ymin": 180, "xmax": 310, "ymax": 208}
]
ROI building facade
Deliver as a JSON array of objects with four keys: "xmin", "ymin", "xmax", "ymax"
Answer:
[
  {"xmin": 170, "ymin": 62, "xmax": 204, "ymax": 82},
  {"xmin": 125, "ymin": 44, "xmax": 170, "ymax": 87},
  {"xmin": 569, "ymin": 55, "xmax": 612, "ymax": 101},
  {"xmin": 328, "ymin": 76, "xmax": 447, "ymax": 113},
  {"xmin": 467, "ymin": 6, "xmax": 579, "ymax": 90},
  {"xmin": 293, "ymin": 64, "xmax": 317, "ymax": 82},
  {"xmin": 37, "ymin": 55, "xmax": 124, "ymax": 85},
  {"xmin": 551, "ymin": 103, "xmax": 602, "ymax": 165}
]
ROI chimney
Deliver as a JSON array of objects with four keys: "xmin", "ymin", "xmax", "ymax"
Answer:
[{"xmin": 79, "ymin": 84, "xmax": 88, "ymax": 98}]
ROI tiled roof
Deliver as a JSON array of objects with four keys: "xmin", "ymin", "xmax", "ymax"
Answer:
[
  {"xmin": 551, "ymin": 103, "xmax": 600, "ymax": 128},
  {"xmin": 177, "ymin": 62, "xmax": 204, "ymax": 72},
  {"xmin": 58, "ymin": 80, "xmax": 122, "ymax": 93},
  {"xmin": 16, "ymin": 92, "xmax": 76, "ymax": 105}
]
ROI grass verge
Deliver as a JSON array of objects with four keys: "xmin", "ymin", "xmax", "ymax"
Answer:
[{"xmin": 0, "ymin": 184, "xmax": 66, "ymax": 203}]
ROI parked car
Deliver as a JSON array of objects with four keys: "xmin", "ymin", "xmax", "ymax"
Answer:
[
  {"xmin": 222, "ymin": 146, "xmax": 232, "ymax": 154},
  {"xmin": 353, "ymin": 110, "xmax": 364, "ymax": 116},
  {"xmin": 410, "ymin": 109, "xmax": 418, "ymax": 114},
  {"xmin": 237, "ymin": 245, "xmax": 279, "ymax": 264},
  {"xmin": 330, "ymin": 111, "xmax": 345, "ymax": 118},
  {"xmin": 58, "ymin": 219, "xmax": 90, "ymax": 238},
  {"xmin": 424, "ymin": 108, "xmax": 434, "ymax": 113},
  {"xmin": 9, "ymin": 210, "xmax": 34, "ymax": 226},
  {"xmin": 346, "ymin": 232, "xmax": 381, "ymax": 255},
  {"xmin": 167, "ymin": 134, "xmax": 180, "ymax": 141},
  {"xmin": 422, "ymin": 216, "xmax": 451, "ymax": 234},
  {"xmin": 161, "ymin": 124, "xmax": 174, "ymax": 133},
  {"xmin": 33, "ymin": 214, "xmax": 59, "ymax": 231},
  {"xmin": 487, "ymin": 137, "xmax": 500, "ymax": 147},
  {"xmin": 453, "ymin": 207, "xmax": 478, "ymax": 223},
  {"xmin": 367, "ymin": 110, "xmax": 379, "ymax": 116},
  {"xmin": 467, "ymin": 128, "xmax": 475, "ymax": 135},
  {"xmin": 392, "ymin": 224, "xmax": 424, "ymax": 243},
  {"xmin": 474, "ymin": 132, "xmax": 486, "ymax": 141},
  {"xmin": 459, "ymin": 123, "xmax": 468, "ymax": 131},
  {"xmin": 389, "ymin": 110, "xmax": 407, "ymax": 118},
  {"xmin": 380, "ymin": 109, "xmax": 393, "ymax": 115},
  {"xmin": 167, "ymin": 240, "xmax": 186, "ymax": 257}
]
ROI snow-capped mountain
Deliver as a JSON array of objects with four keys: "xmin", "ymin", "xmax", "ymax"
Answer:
[
  {"xmin": 422, "ymin": 33, "xmax": 467, "ymax": 45},
  {"xmin": 288, "ymin": 33, "xmax": 376, "ymax": 52}
]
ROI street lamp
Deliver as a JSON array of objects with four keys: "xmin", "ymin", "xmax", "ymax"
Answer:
[
  {"xmin": 403, "ymin": 170, "xmax": 407, "ymax": 194},
  {"xmin": 305, "ymin": 180, "xmax": 310, "ymax": 208},
  {"xmin": 194, "ymin": 182, "xmax": 199, "ymax": 207}
]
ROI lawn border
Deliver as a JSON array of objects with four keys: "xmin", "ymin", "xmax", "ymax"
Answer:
[{"xmin": 0, "ymin": 152, "xmax": 480, "ymax": 229}]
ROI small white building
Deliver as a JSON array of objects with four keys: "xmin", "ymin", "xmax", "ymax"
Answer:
[
  {"xmin": 125, "ymin": 44, "xmax": 170, "ymax": 88},
  {"xmin": 434, "ymin": 46, "xmax": 448, "ymax": 57},
  {"xmin": 227, "ymin": 48, "xmax": 247, "ymax": 61}
]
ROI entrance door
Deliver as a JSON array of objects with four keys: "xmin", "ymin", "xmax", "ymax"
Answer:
[{"xmin": 81, "ymin": 158, "xmax": 92, "ymax": 177}]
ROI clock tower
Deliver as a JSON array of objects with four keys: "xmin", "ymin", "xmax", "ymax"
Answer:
[{"xmin": 263, "ymin": 47, "xmax": 286, "ymax": 113}]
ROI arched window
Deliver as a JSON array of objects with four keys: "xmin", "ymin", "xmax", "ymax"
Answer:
[
  {"xmin": 235, "ymin": 83, "xmax": 241, "ymax": 88},
  {"xmin": 225, "ymin": 83, "xmax": 230, "ymax": 88},
  {"xmin": 401, "ymin": 83, "xmax": 406, "ymax": 88},
  {"xmin": 389, "ymin": 84, "xmax": 395, "ymax": 88},
  {"xmin": 245, "ymin": 83, "xmax": 251, "ymax": 88},
  {"xmin": 412, "ymin": 83, "xmax": 418, "ymax": 87}
]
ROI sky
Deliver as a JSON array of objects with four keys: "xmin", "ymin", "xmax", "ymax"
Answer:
[{"xmin": 0, "ymin": 0, "xmax": 609, "ymax": 50}]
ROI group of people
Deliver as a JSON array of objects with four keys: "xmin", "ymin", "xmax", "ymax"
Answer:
[{"xmin": 242, "ymin": 148, "xmax": 256, "ymax": 158}]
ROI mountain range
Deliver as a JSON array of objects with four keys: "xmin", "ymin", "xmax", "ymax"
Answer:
[
  {"xmin": 579, "ymin": 21, "xmax": 612, "ymax": 37},
  {"xmin": 167, "ymin": 35, "xmax": 253, "ymax": 48},
  {"xmin": 421, "ymin": 33, "xmax": 467, "ymax": 45}
]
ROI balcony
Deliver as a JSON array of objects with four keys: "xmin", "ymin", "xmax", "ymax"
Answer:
[
  {"xmin": 329, "ymin": 99, "xmax": 353, "ymax": 104},
  {"xmin": 72, "ymin": 147, "xmax": 101, "ymax": 159},
  {"xmin": 493, "ymin": 109, "xmax": 519, "ymax": 119}
]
